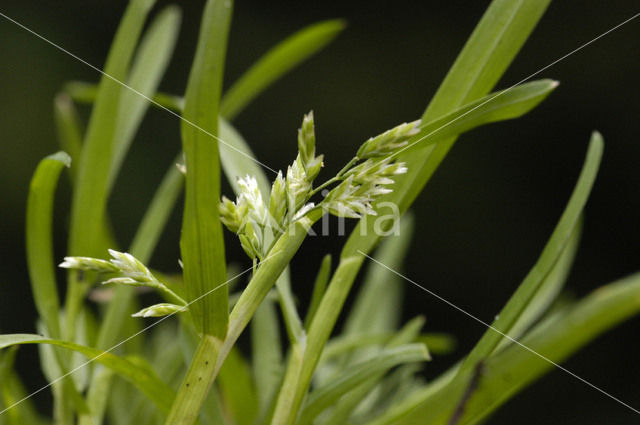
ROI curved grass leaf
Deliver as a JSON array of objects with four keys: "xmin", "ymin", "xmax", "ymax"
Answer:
[
  {"xmin": 495, "ymin": 216, "xmax": 581, "ymax": 352},
  {"xmin": 457, "ymin": 133, "xmax": 602, "ymax": 378},
  {"xmin": 65, "ymin": 81, "xmax": 184, "ymax": 113},
  {"xmin": 26, "ymin": 152, "xmax": 70, "ymax": 339},
  {"xmin": 220, "ymin": 19, "xmax": 345, "ymax": 120},
  {"xmin": 53, "ymin": 94, "xmax": 82, "ymax": 183},
  {"xmin": 343, "ymin": 213, "xmax": 414, "ymax": 337},
  {"xmin": 0, "ymin": 334, "xmax": 175, "ymax": 414},
  {"xmin": 379, "ymin": 271, "xmax": 640, "ymax": 425},
  {"xmin": 342, "ymin": 79, "xmax": 558, "ymax": 257},
  {"xmin": 107, "ymin": 5, "xmax": 182, "ymax": 192},
  {"xmin": 297, "ymin": 344, "xmax": 428, "ymax": 425},
  {"xmin": 69, "ymin": 0, "xmax": 155, "ymax": 258}
]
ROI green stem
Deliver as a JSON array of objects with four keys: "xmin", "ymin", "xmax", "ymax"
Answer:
[
  {"xmin": 309, "ymin": 156, "xmax": 359, "ymax": 197},
  {"xmin": 270, "ymin": 255, "xmax": 364, "ymax": 425},
  {"xmin": 166, "ymin": 214, "xmax": 318, "ymax": 425},
  {"xmin": 216, "ymin": 215, "xmax": 319, "ymax": 376}
]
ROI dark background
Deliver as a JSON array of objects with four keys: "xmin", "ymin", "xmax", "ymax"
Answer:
[{"xmin": 1, "ymin": 1, "xmax": 639, "ymax": 423}]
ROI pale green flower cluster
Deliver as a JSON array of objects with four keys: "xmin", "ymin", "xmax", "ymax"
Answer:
[
  {"xmin": 220, "ymin": 113, "xmax": 421, "ymax": 260},
  {"xmin": 220, "ymin": 112, "xmax": 324, "ymax": 260},
  {"xmin": 60, "ymin": 249, "xmax": 187, "ymax": 318}
]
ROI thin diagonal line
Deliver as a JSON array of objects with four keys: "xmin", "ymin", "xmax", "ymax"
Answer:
[
  {"xmin": 358, "ymin": 250, "xmax": 640, "ymax": 416},
  {"xmin": 0, "ymin": 10, "xmax": 279, "ymax": 175},
  {"xmin": 389, "ymin": 11, "xmax": 640, "ymax": 161},
  {"xmin": 0, "ymin": 252, "xmax": 279, "ymax": 416}
]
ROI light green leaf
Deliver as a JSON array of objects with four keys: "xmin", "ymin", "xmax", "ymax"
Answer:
[
  {"xmin": 68, "ymin": 0, "xmax": 155, "ymax": 258},
  {"xmin": 251, "ymin": 297, "xmax": 283, "ymax": 419},
  {"xmin": 220, "ymin": 19, "xmax": 345, "ymax": 120},
  {"xmin": 26, "ymin": 151, "xmax": 70, "ymax": 339},
  {"xmin": 0, "ymin": 334, "xmax": 175, "ymax": 414},
  {"xmin": 217, "ymin": 348, "xmax": 258, "ymax": 425},
  {"xmin": 304, "ymin": 254, "xmax": 332, "ymax": 329},
  {"xmin": 343, "ymin": 79, "xmax": 558, "ymax": 257},
  {"xmin": 495, "ymin": 217, "xmax": 581, "ymax": 352},
  {"xmin": 344, "ymin": 213, "xmax": 414, "ymax": 337},
  {"xmin": 130, "ymin": 155, "xmax": 184, "ymax": 261},
  {"xmin": 65, "ymin": 80, "xmax": 184, "ymax": 113},
  {"xmin": 0, "ymin": 348, "xmax": 49, "ymax": 425},
  {"xmin": 107, "ymin": 5, "xmax": 181, "ymax": 191},
  {"xmin": 457, "ymin": 133, "xmax": 602, "ymax": 377},
  {"xmin": 298, "ymin": 344, "xmax": 429, "ymax": 425},
  {"xmin": 53, "ymin": 94, "xmax": 82, "ymax": 183},
  {"xmin": 381, "ymin": 271, "xmax": 640, "ymax": 425},
  {"xmin": 78, "ymin": 367, "xmax": 113, "ymax": 425}
]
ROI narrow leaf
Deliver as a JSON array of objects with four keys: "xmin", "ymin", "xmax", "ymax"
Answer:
[
  {"xmin": 298, "ymin": 344, "xmax": 428, "ymax": 425},
  {"xmin": 0, "ymin": 334, "xmax": 175, "ymax": 414},
  {"xmin": 457, "ymin": 133, "xmax": 602, "ymax": 376},
  {"xmin": 179, "ymin": 0, "xmax": 231, "ymax": 336},
  {"xmin": 107, "ymin": 5, "xmax": 182, "ymax": 191},
  {"xmin": 26, "ymin": 151, "xmax": 70, "ymax": 339},
  {"xmin": 53, "ymin": 94, "xmax": 82, "ymax": 183},
  {"xmin": 251, "ymin": 297, "xmax": 283, "ymax": 418},
  {"xmin": 69, "ymin": 0, "xmax": 155, "ymax": 258},
  {"xmin": 220, "ymin": 19, "xmax": 345, "ymax": 120}
]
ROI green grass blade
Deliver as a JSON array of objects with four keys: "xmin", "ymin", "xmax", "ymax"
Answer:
[
  {"xmin": 179, "ymin": 0, "xmax": 231, "ymax": 337},
  {"xmin": 297, "ymin": 344, "xmax": 428, "ymax": 425},
  {"xmin": 459, "ymin": 272, "xmax": 640, "ymax": 424},
  {"xmin": 0, "ymin": 334, "xmax": 175, "ymax": 414},
  {"xmin": 26, "ymin": 151, "xmax": 70, "ymax": 339},
  {"xmin": 107, "ymin": 5, "xmax": 181, "ymax": 191},
  {"xmin": 217, "ymin": 348, "xmax": 259, "ymax": 425},
  {"xmin": 130, "ymin": 156, "xmax": 185, "ymax": 262},
  {"xmin": 0, "ymin": 348, "xmax": 48, "ymax": 425},
  {"xmin": 68, "ymin": 0, "xmax": 155, "ymax": 258},
  {"xmin": 343, "ymin": 213, "xmax": 414, "ymax": 337},
  {"xmin": 402, "ymin": 80, "xmax": 558, "ymax": 157},
  {"xmin": 304, "ymin": 254, "xmax": 332, "ymax": 330},
  {"xmin": 53, "ymin": 95, "xmax": 82, "ymax": 183},
  {"xmin": 323, "ymin": 319, "xmax": 427, "ymax": 424},
  {"xmin": 220, "ymin": 19, "xmax": 345, "ymax": 120},
  {"xmin": 457, "ymin": 133, "xmax": 602, "ymax": 377},
  {"xmin": 425, "ymin": 0, "xmax": 551, "ymax": 119},
  {"xmin": 65, "ymin": 0, "xmax": 155, "ymax": 351},
  {"xmin": 77, "ymin": 367, "xmax": 113, "ymax": 425},
  {"xmin": 65, "ymin": 81, "xmax": 184, "ymax": 113},
  {"xmin": 251, "ymin": 297, "xmax": 283, "ymax": 420},
  {"xmin": 383, "ymin": 271, "xmax": 640, "ymax": 425},
  {"xmin": 494, "ymin": 217, "xmax": 581, "ymax": 352},
  {"xmin": 270, "ymin": 255, "xmax": 365, "ymax": 425},
  {"xmin": 342, "ymin": 79, "xmax": 558, "ymax": 257}
]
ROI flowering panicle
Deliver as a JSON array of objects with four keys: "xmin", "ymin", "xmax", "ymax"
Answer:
[
  {"xmin": 219, "ymin": 113, "xmax": 324, "ymax": 260},
  {"xmin": 60, "ymin": 249, "xmax": 187, "ymax": 317},
  {"xmin": 356, "ymin": 119, "xmax": 421, "ymax": 159},
  {"xmin": 219, "ymin": 112, "xmax": 415, "ymax": 260}
]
